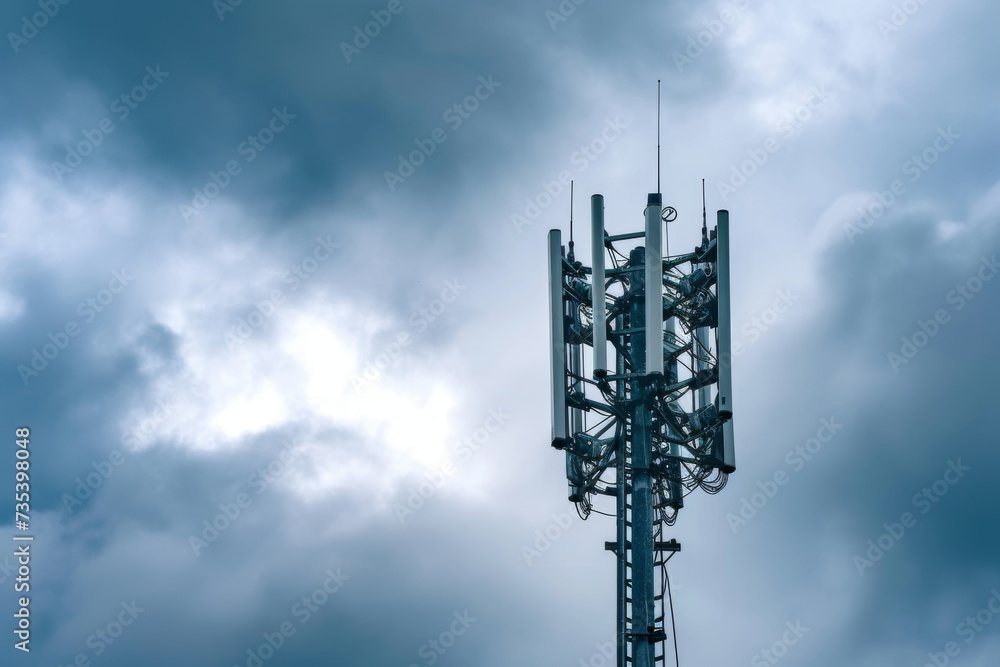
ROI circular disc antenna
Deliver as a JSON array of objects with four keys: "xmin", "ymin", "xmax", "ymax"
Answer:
[{"xmin": 661, "ymin": 206, "xmax": 678, "ymax": 223}]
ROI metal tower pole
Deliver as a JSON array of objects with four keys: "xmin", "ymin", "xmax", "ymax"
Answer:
[
  {"xmin": 628, "ymin": 246, "xmax": 656, "ymax": 667},
  {"xmin": 615, "ymin": 311, "xmax": 628, "ymax": 667}
]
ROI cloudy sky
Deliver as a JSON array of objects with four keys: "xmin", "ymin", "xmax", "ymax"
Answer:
[{"xmin": 1, "ymin": 0, "xmax": 999, "ymax": 665}]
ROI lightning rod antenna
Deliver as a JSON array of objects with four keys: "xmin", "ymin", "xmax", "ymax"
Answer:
[
  {"xmin": 701, "ymin": 178, "xmax": 708, "ymax": 242},
  {"xmin": 568, "ymin": 180, "xmax": 575, "ymax": 261},
  {"xmin": 657, "ymin": 80, "xmax": 661, "ymax": 195}
]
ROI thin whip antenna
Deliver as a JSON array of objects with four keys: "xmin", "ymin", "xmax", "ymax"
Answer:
[
  {"xmin": 701, "ymin": 178, "xmax": 707, "ymax": 242},
  {"xmin": 657, "ymin": 80, "xmax": 661, "ymax": 195},
  {"xmin": 568, "ymin": 180, "xmax": 575, "ymax": 260}
]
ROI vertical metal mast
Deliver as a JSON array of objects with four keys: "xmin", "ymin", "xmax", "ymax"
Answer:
[
  {"xmin": 614, "ymin": 307, "xmax": 628, "ymax": 667},
  {"xmin": 629, "ymin": 244, "xmax": 656, "ymax": 667}
]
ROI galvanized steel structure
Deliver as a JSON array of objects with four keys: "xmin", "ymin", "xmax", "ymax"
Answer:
[{"xmin": 547, "ymin": 188, "xmax": 735, "ymax": 667}]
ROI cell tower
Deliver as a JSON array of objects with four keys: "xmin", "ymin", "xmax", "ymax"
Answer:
[{"xmin": 546, "ymin": 86, "xmax": 735, "ymax": 667}]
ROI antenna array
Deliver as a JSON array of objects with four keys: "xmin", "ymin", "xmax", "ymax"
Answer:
[{"xmin": 546, "ymin": 189, "xmax": 735, "ymax": 666}]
